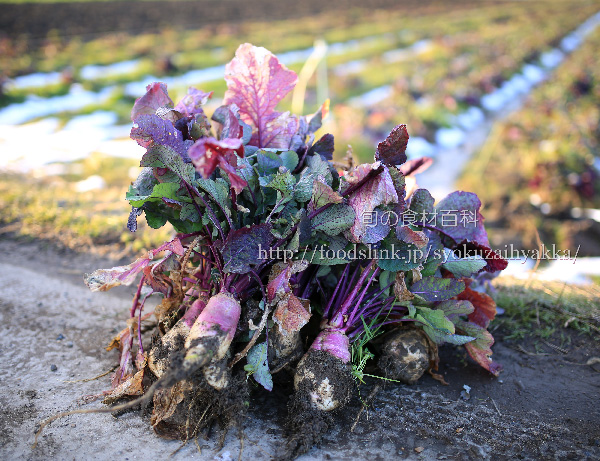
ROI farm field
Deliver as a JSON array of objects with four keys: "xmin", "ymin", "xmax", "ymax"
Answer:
[
  {"xmin": 2, "ymin": 0, "xmax": 600, "ymax": 262},
  {"xmin": 458, "ymin": 26, "xmax": 600, "ymax": 256}
]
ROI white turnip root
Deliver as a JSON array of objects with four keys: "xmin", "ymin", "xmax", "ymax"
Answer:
[
  {"xmin": 293, "ymin": 331, "xmax": 353, "ymax": 412},
  {"xmin": 148, "ymin": 296, "xmax": 207, "ymax": 378},
  {"xmin": 377, "ymin": 328, "xmax": 433, "ymax": 384},
  {"xmin": 268, "ymin": 326, "xmax": 303, "ymax": 373}
]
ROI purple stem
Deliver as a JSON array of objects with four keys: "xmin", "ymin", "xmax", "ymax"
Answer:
[
  {"xmin": 122, "ymin": 275, "xmax": 146, "ymax": 380},
  {"xmin": 340, "ymin": 164, "xmax": 384, "ymax": 198},
  {"xmin": 137, "ymin": 292, "xmax": 152, "ymax": 354},
  {"xmin": 129, "ymin": 275, "xmax": 146, "ymax": 318},
  {"xmin": 183, "ymin": 180, "xmax": 226, "ymax": 242},
  {"xmin": 337, "ymin": 260, "xmax": 377, "ymax": 319},
  {"xmin": 292, "ymin": 146, "xmax": 308, "ymax": 174},
  {"xmin": 414, "ymin": 221, "xmax": 457, "ymax": 245},
  {"xmin": 347, "ymin": 281, "xmax": 394, "ymax": 326},
  {"xmin": 323, "ymin": 264, "xmax": 349, "ymax": 319},
  {"xmin": 177, "ymin": 231, "xmax": 203, "ymax": 240}
]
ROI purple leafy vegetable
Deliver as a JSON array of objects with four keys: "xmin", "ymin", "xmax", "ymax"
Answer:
[
  {"xmin": 131, "ymin": 82, "xmax": 173, "ymax": 121},
  {"xmin": 224, "ymin": 43, "xmax": 299, "ymax": 149}
]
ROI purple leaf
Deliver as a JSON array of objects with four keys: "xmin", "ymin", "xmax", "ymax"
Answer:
[
  {"xmin": 363, "ymin": 208, "xmax": 391, "ymax": 244},
  {"xmin": 455, "ymin": 240, "xmax": 509, "ymax": 273},
  {"xmin": 175, "ymin": 87, "xmax": 213, "ymax": 117},
  {"xmin": 221, "ymin": 223, "xmax": 273, "ymax": 274},
  {"xmin": 84, "ymin": 239, "xmax": 185, "ymax": 292},
  {"xmin": 399, "ymin": 157, "xmax": 433, "ymax": 176},
  {"xmin": 127, "ymin": 207, "xmax": 143, "ymax": 232},
  {"xmin": 410, "ymin": 276, "xmax": 465, "ymax": 302},
  {"xmin": 212, "ymin": 104, "xmax": 251, "ymax": 143},
  {"xmin": 131, "ymin": 82, "xmax": 173, "ymax": 121},
  {"xmin": 224, "ymin": 44, "xmax": 299, "ymax": 149},
  {"xmin": 308, "ymin": 133, "xmax": 335, "ymax": 160},
  {"xmin": 376, "ymin": 124, "xmax": 409, "ymax": 166},
  {"xmin": 130, "ymin": 114, "xmax": 192, "ymax": 158},
  {"xmin": 343, "ymin": 163, "xmax": 398, "ymax": 243},
  {"xmin": 188, "ymin": 137, "xmax": 247, "ymax": 193},
  {"xmin": 435, "ymin": 191, "xmax": 489, "ymax": 246}
]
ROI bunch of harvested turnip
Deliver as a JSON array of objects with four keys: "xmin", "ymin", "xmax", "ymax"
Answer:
[{"xmin": 36, "ymin": 43, "xmax": 507, "ymax": 458}]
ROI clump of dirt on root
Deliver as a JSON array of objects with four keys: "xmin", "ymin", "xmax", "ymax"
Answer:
[{"xmin": 280, "ymin": 349, "xmax": 354, "ymax": 459}]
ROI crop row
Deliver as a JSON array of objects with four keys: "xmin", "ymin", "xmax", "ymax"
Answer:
[
  {"xmin": 324, "ymin": 1, "xmax": 600, "ymax": 160},
  {"xmin": 458, "ymin": 27, "xmax": 600, "ymax": 255},
  {"xmin": 0, "ymin": 1, "xmax": 565, "ymax": 108}
]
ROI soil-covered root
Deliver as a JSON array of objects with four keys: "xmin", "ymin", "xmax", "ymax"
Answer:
[
  {"xmin": 182, "ymin": 292, "xmax": 240, "ymax": 374},
  {"xmin": 148, "ymin": 322, "xmax": 189, "ymax": 378},
  {"xmin": 151, "ymin": 368, "xmax": 249, "ymax": 442},
  {"xmin": 279, "ymin": 349, "xmax": 354, "ymax": 459},
  {"xmin": 377, "ymin": 328, "xmax": 432, "ymax": 384},
  {"xmin": 268, "ymin": 326, "xmax": 303, "ymax": 373},
  {"xmin": 148, "ymin": 296, "xmax": 207, "ymax": 378}
]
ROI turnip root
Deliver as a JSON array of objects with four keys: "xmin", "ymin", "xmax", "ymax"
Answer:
[
  {"xmin": 377, "ymin": 328, "xmax": 432, "ymax": 384},
  {"xmin": 268, "ymin": 326, "xmax": 303, "ymax": 373},
  {"xmin": 202, "ymin": 354, "xmax": 230, "ymax": 390},
  {"xmin": 266, "ymin": 261, "xmax": 312, "ymax": 373},
  {"xmin": 293, "ymin": 344, "xmax": 353, "ymax": 412},
  {"xmin": 182, "ymin": 291, "xmax": 241, "ymax": 374},
  {"xmin": 282, "ymin": 260, "xmax": 400, "ymax": 459},
  {"xmin": 148, "ymin": 296, "xmax": 207, "ymax": 378}
]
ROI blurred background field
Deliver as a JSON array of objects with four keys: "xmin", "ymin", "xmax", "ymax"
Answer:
[{"xmin": 1, "ymin": 0, "xmax": 599, "ymax": 281}]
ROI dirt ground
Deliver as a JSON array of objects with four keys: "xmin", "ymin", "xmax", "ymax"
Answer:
[{"xmin": 0, "ymin": 236, "xmax": 599, "ymax": 460}]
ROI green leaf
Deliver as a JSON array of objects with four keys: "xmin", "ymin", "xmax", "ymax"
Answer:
[
  {"xmin": 141, "ymin": 145, "xmax": 195, "ymax": 183},
  {"xmin": 306, "ymin": 154, "xmax": 332, "ymax": 185},
  {"xmin": 195, "ymin": 178, "xmax": 231, "ymax": 215},
  {"xmin": 256, "ymin": 151, "xmax": 283, "ymax": 175},
  {"xmin": 145, "ymin": 208, "xmax": 168, "ymax": 229},
  {"xmin": 414, "ymin": 306, "xmax": 455, "ymax": 334},
  {"xmin": 409, "ymin": 306, "xmax": 475, "ymax": 345},
  {"xmin": 441, "ymin": 248, "xmax": 487, "ymax": 277},
  {"xmin": 287, "ymin": 227, "xmax": 300, "ymax": 253},
  {"xmin": 294, "ymin": 173, "xmax": 315, "ymax": 202},
  {"xmin": 245, "ymin": 342, "xmax": 273, "ymax": 391},
  {"xmin": 180, "ymin": 202, "xmax": 200, "ymax": 222},
  {"xmin": 376, "ymin": 238, "xmax": 424, "ymax": 272},
  {"xmin": 127, "ymin": 182, "xmax": 187, "ymax": 207},
  {"xmin": 409, "ymin": 188, "xmax": 435, "ymax": 216},
  {"xmin": 265, "ymin": 171, "xmax": 296, "ymax": 194},
  {"xmin": 410, "ymin": 276, "xmax": 465, "ymax": 302},
  {"xmin": 379, "ymin": 270, "xmax": 393, "ymax": 296},
  {"xmin": 279, "ymin": 150, "xmax": 299, "ymax": 171},
  {"xmin": 311, "ymin": 204, "xmax": 355, "ymax": 236},
  {"xmin": 424, "ymin": 328, "xmax": 475, "ymax": 345},
  {"xmin": 436, "ymin": 300, "xmax": 475, "ymax": 317}
]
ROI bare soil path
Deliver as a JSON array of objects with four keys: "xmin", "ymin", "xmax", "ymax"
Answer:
[{"xmin": 0, "ymin": 237, "xmax": 599, "ymax": 460}]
